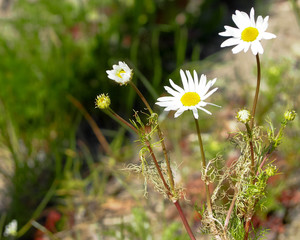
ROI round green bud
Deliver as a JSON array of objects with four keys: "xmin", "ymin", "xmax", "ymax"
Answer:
[{"xmin": 284, "ymin": 110, "xmax": 296, "ymax": 121}]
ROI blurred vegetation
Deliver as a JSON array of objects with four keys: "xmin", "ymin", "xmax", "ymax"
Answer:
[{"xmin": 0, "ymin": 0, "xmax": 298, "ymax": 239}]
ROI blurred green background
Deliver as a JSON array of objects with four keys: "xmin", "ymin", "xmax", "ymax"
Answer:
[{"xmin": 0, "ymin": 0, "xmax": 299, "ymax": 239}]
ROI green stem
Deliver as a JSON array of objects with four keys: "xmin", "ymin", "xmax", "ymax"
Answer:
[
  {"xmin": 130, "ymin": 81, "xmax": 175, "ymax": 193},
  {"xmin": 245, "ymin": 123, "xmax": 255, "ymax": 177},
  {"xmin": 147, "ymin": 137, "xmax": 196, "ymax": 240},
  {"xmin": 244, "ymin": 53, "xmax": 261, "ymax": 240},
  {"xmin": 129, "ymin": 81, "xmax": 153, "ymax": 114},
  {"xmin": 250, "ymin": 54, "xmax": 261, "ymax": 129},
  {"xmin": 146, "ymin": 142, "xmax": 171, "ymax": 195},
  {"xmin": 156, "ymin": 126, "xmax": 175, "ymax": 193},
  {"xmin": 68, "ymin": 95, "xmax": 113, "ymax": 156},
  {"xmin": 107, "ymin": 108, "xmax": 138, "ymax": 134},
  {"xmin": 194, "ymin": 118, "xmax": 220, "ymax": 239}
]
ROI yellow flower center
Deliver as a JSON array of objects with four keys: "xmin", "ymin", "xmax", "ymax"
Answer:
[
  {"xmin": 180, "ymin": 92, "xmax": 201, "ymax": 106},
  {"xmin": 117, "ymin": 69, "xmax": 126, "ymax": 78},
  {"xmin": 241, "ymin": 27, "xmax": 259, "ymax": 42}
]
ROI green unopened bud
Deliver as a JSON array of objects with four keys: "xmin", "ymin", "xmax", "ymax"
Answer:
[
  {"xmin": 284, "ymin": 110, "xmax": 296, "ymax": 121},
  {"xmin": 95, "ymin": 93, "xmax": 111, "ymax": 109},
  {"xmin": 265, "ymin": 165, "xmax": 277, "ymax": 177},
  {"xmin": 236, "ymin": 109, "xmax": 251, "ymax": 124}
]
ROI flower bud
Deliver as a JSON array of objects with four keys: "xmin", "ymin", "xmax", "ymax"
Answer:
[
  {"xmin": 95, "ymin": 93, "xmax": 111, "ymax": 109},
  {"xmin": 265, "ymin": 165, "xmax": 277, "ymax": 177},
  {"xmin": 284, "ymin": 110, "xmax": 296, "ymax": 121},
  {"xmin": 236, "ymin": 109, "xmax": 251, "ymax": 124}
]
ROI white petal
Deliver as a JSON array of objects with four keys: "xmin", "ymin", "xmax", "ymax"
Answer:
[
  {"xmin": 256, "ymin": 15, "xmax": 263, "ymax": 26},
  {"xmin": 201, "ymin": 79, "xmax": 215, "ymax": 96},
  {"xmin": 262, "ymin": 16, "xmax": 269, "ymax": 31},
  {"xmin": 256, "ymin": 42, "xmax": 264, "ymax": 54},
  {"xmin": 192, "ymin": 108, "xmax": 199, "ymax": 119},
  {"xmin": 262, "ymin": 32, "xmax": 276, "ymax": 39},
  {"xmin": 219, "ymin": 26, "xmax": 240, "ymax": 37},
  {"xmin": 155, "ymin": 101, "xmax": 172, "ymax": 107},
  {"xmin": 250, "ymin": 41, "xmax": 263, "ymax": 55},
  {"xmin": 164, "ymin": 86, "xmax": 180, "ymax": 97},
  {"xmin": 220, "ymin": 38, "xmax": 241, "ymax": 47},
  {"xmin": 250, "ymin": 8, "xmax": 255, "ymax": 26},
  {"xmin": 174, "ymin": 107, "xmax": 186, "ymax": 118},
  {"xmin": 156, "ymin": 96, "xmax": 176, "ymax": 102},
  {"xmin": 193, "ymin": 70, "xmax": 199, "ymax": 89},
  {"xmin": 243, "ymin": 42, "xmax": 251, "ymax": 52},
  {"xmin": 199, "ymin": 74, "xmax": 207, "ymax": 91},
  {"xmin": 202, "ymin": 87, "xmax": 218, "ymax": 100},
  {"xmin": 235, "ymin": 10, "xmax": 251, "ymax": 29},
  {"xmin": 232, "ymin": 11, "xmax": 245, "ymax": 29},
  {"xmin": 206, "ymin": 102, "xmax": 221, "ymax": 107},
  {"xmin": 169, "ymin": 79, "xmax": 184, "ymax": 93},
  {"xmin": 185, "ymin": 70, "xmax": 195, "ymax": 91},
  {"xmin": 232, "ymin": 43, "xmax": 245, "ymax": 54},
  {"xmin": 180, "ymin": 70, "xmax": 189, "ymax": 91},
  {"xmin": 197, "ymin": 106, "xmax": 212, "ymax": 115},
  {"xmin": 224, "ymin": 26, "xmax": 241, "ymax": 37},
  {"xmin": 165, "ymin": 103, "xmax": 181, "ymax": 111}
]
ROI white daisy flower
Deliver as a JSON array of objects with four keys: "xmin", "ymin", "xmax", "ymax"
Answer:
[
  {"xmin": 219, "ymin": 7, "xmax": 276, "ymax": 55},
  {"xmin": 106, "ymin": 61, "xmax": 133, "ymax": 85},
  {"xmin": 4, "ymin": 219, "xmax": 18, "ymax": 237},
  {"xmin": 156, "ymin": 69, "xmax": 219, "ymax": 119}
]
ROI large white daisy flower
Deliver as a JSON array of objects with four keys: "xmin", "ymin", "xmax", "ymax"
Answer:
[
  {"xmin": 219, "ymin": 7, "xmax": 276, "ymax": 55},
  {"xmin": 156, "ymin": 70, "xmax": 219, "ymax": 119},
  {"xmin": 106, "ymin": 61, "xmax": 133, "ymax": 85}
]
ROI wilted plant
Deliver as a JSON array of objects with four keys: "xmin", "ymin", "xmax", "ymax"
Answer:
[{"xmin": 95, "ymin": 7, "xmax": 296, "ymax": 240}]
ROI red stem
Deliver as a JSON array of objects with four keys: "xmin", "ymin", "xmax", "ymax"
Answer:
[{"xmin": 174, "ymin": 200, "xmax": 196, "ymax": 240}]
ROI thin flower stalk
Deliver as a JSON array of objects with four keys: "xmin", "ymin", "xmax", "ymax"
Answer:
[
  {"xmin": 194, "ymin": 118, "xmax": 221, "ymax": 240},
  {"xmin": 224, "ymin": 191, "xmax": 238, "ymax": 231},
  {"xmin": 174, "ymin": 201, "xmax": 196, "ymax": 240},
  {"xmin": 146, "ymin": 139, "xmax": 196, "ymax": 240},
  {"xmin": 129, "ymin": 81, "xmax": 154, "ymax": 115},
  {"xmin": 68, "ymin": 95, "xmax": 113, "ymax": 156},
  {"xmin": 129, "ymin": 81, "xmax": 176, "ymax": 194},
  {"xmin": 250, "ymin": 54, "xmax": 261, "ymax": 129},
  {"xmin": 145, "ymin": 142, "xmax": 171, "ymax": 196},
  {"xmin": 245, "ymin": 123, "xmax": 255, "ymax": 177},
  {"xmin": 244, "ymin": 54, "xmax": 261, "ymax": 240},
  {"xmin": 107, "ymin": 107, "xmax": 138, "ymax": 134},
  {"xmin": 194, "ymin": 119, "xmax": 213, "ymax": 214}
]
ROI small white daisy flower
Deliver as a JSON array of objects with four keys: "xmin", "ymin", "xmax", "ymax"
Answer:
[
  {"xmin": 219, "ymin": 7, "xmax": 276, "ymax": 55},
  {"xmin": 4, "ymin": 219, "xmax": 17, "ymax": 237},
  {"xmin": 156, "ymin": 69, "xmax": 219, "ymax": 119},
  {"xmin": 106, "ymin": 61, "xmax": 133, "ymax": 85}
]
